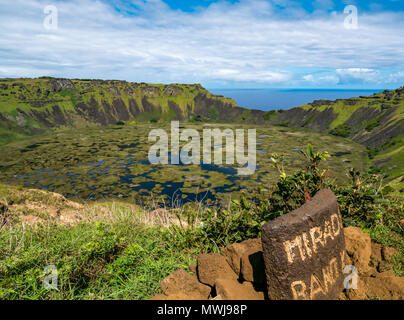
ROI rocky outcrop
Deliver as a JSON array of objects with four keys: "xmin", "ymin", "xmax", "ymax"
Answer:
[
  {"xmin": 164, "ymin": 85, "xmax": 182, "ymax": 96},
  {"xmin": 197, "ymin": 253, "xmax": 238, "ymax": 286},
  {"xmin": 150, "ymin": 238, "xmax": 267, "ymax": 300},
  {"xmin": 344, "ymin": 226, "xmax": 372, "ymax": 275},
  {"xmin": 223, "ymin": 238, "xmax": 265, "ymax": 284},
  {"xmin": 214, "ymin": 278, "xmax": 265, "ymax": 300},
  {"xmin": 0, "ymin": 187, "xmax": 85, "ymax": 226},
  {"xmin": 274, "ymin": 107, "xmax": 338, "ymax": 131},
  {"xmin": 192, "ymin": 92, "xmax": 266, "ymax": 123},
  {"xmin": 160, "ymin": 269, "xmax": 211, "ymax": 300},
  {"xmin": 0, "ymin": 78, "xmax": 268, "ymax": 140},
  {"xmin": 142, "ymin": 86, "xmax": 160, "ymax": 96},
  {"xmin": 267, "ymin": 87, "xmax": 404, "ymax": 150},
  {"xmin": 49, "ymin": 78, "xmax": 74, "ymax": 92},
  {"xmin": 341, "ymin": 227, "xmax": 404, "ymax": 300},
  {"xmin": 151, "ymin": 227, "xmax": 403, "ymax": 300}
]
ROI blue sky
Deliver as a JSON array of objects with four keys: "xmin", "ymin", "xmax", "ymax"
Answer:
[
  {"xmin": 0, "ymin": 0, "xmax": 403, "ymax": 89},
  {"xmin": 162, "ymin": 0, "xmax": 404, "ymax": 13}
]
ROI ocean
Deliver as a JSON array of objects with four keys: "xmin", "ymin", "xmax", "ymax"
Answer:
[{"xmin": 208, "ymin": 88, "xmax": 383, "ymax": 111}]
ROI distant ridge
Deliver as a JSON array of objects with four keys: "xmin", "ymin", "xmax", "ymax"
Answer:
[
  {"xmin": 264, "ymin": 87, "xmax": 404, "ymax": 148},
  {"xmin": 264, "ymin": 87, "xmax": 404, "ymax": 191},
  {"xmin": 0, "ymin": 77, "xmax": 266, "ymax": 144}
]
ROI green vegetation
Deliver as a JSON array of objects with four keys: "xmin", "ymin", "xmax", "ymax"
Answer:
[
  {"xmin": 329, "ymin": 123, "xmax": 350, "ymax": 138},
  {"xmin": 59, "ymin": 88, "xmax": 79, "ymax": 107},
  {"xmin": 0, "ymin": 127, "xmax": 27, "ymax": 145},
  {"xmin": 0, "ymin": 80, "xmax": 403, "ymax": 299},
  {"xmin": 189, "ymin": 115, "xmax": 203, "ymax": 122},
  {"xmin": 0, "ymin": 144, "xmax": 402, "ymax": 299},
  {"xmin": 299, "ymin": 91, "xmax": 402, "ymax": 132},
  {"xmin": 177, "ymin": 144, "xmax": 404, "ymax": 271},
  {"xmin": 187, "ymin": 145, "xmax": 402, "ymax": 244},
  {"xmin": 0, "ymin": 217, "xmax": 201, "ymax": 299},
  {"xmin": 263, "ymin": 110, "xmax": 277, "ymax": 121},
  {"xmin": 365, "ymin": 119, "xmax": 380, "ymax": 132},
  {"xmin": 240, "ymin": 109, "xmax": 250, "ymax": 121},
  {"xmin": 371, "ymin": 135, "xmax": 404, "ymax": 195},
  {"xmin": 302, "ymin": 113, "xmax": 317, "ymax": 127},
  {"xmin": 209, "ymin": 107, "xmax": 218, "ymax": 120},
  {"xmin": 274, "ymin": 122, "xmax": 290, "ymax": 127},
  {"xmin": 288, "ymin": 88, "xmax": 404, "ymax": 193},
  {"xmin": 0, "ymin": 78, "xmax": 241, "ymax": 147},
  {"xmin": 0, "ymin": 123, "xmax": 368, "ymax": 205}
]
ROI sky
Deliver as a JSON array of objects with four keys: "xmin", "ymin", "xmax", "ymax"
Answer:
[{"xmin": 0, "ymin": 0, "xmax": 403, "ymax": 89}]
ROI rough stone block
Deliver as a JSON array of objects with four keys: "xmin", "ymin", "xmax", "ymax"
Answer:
[
  {"xmin": 161, "ymin": 269, "xmax": 211, "ymax": 299},
  {"xmin": 197, "ymin": 253, "xmax": 238, "ymax": 287},
  {"xmin": 261, "ymin": 189, "xmax": 346, "ymax": 300}
]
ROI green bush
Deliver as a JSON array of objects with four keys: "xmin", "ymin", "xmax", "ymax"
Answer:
[
  {"xmin": 274, "ymin": 122, "xmax": 290, "ymax": 127},
  {"xmin": 365, "ymin": 119, "xmax": 380, "ymax": 131},
  {"xmin": 0, "ymin": 220, "xmax": 201, "ymax": 299},
  {"xmin": 263, "ymin": 110, "xmax": 277, "ymax": 121},
  {"xmin": 209, "ymin": 107, "xmax": 218, "ymax": 120},
  {"xmin": 191, "ymin": 144, "xmax": 332, "ymax": 247},
  {"xmin": 190, "ymin": 144, "xmax": 403, "ymax": 250},
  {"xmin": 82, "ymin": 223, "xmax": 119, "ymax": 259},
  {"xmin": 329, "ymin": 123, "xmax": 350, "ymax": 138},
  {"xmin": 106, "ymin": 243, "xmax": 145, "ymax": 277},
  {"xmin": 1, "ymin": 144, "xmax": 402, "ymax": 299}
]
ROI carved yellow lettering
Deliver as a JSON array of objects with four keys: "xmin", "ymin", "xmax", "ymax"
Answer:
[
  {"xmin": 322, "ymin": 257, "xmax": 338, "ymax": 291},
  {"xmin": 331, "ymin": 213, "xmax": 341, "ymax": 237},
  {"xmin": 302, "ymin": 232, "xmax": 312, "ymax": 258},
  {"xmin": 322, "ymin": 219, "xmax": 334, "ymax": 243},
  {"xmin": 310, "ymin": 274, "xmax": 326, "ymax": 299},
  {"xmin": 340, "ymin": 249, "xmax": 349, "ymax": 271},
  {"xmin": 283, "ymin": 235, "xmax": 303, "ymax": 263},
  {"xmin": 291, "ymin": 281, "xmax": 308, "ymax": 300},
  {"xmin": 309, "ymin": 226, "xmax": 324, "ymax": 252}
]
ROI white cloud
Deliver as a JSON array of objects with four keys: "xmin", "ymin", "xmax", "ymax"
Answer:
[
  {"xmin": 387, "ymin": 71, "xmax": 404, "ymax": 83},
  {"xmin": 336, "ymin": 68, "xmax": 381, "ymax": 84},
  {"xmin": 0, "ymin": 0, "xmax": 402, "ymax": 87},
  {"xmin": 302, "ymin": 73, "xmax": 340, "ymax": 85},
  {"xmin": 303, "ymin": 74, "xmax": 315, "ymax": 81},
  {"xmin": 213, "ymin": 69, "xmax": 291, "ymax": 83}
]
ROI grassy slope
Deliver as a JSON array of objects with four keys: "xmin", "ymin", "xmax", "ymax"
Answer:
[
  {"xmin": 298, "ymin": 88, "xmax": 404, "ymax": 130},
  {"xmin": 0, "ymin": 183, "xmax": 203, "ymax": 299},
  {"xmin": 371, "ymin": 134, "xmax": 404, "ymax": 195},
  {"xmin": 2, "ymin": 80, "xmax": 403, "ymax": 193},
  {"xmin": 267, "ymin": 88, "xmax": 404, "ymax": 194},
  {"xmin": 0, "ymin": 164, "xmax": 403, "ymax": 300},
  {"xmin": 1, "ymin": 80, "xmax": 403, "ymax": 299},
  {"xmin": 0, "ymin": 77, "xmax": 238, "ymax": 145}
]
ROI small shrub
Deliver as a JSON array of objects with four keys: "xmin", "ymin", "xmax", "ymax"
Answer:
[
  {"xmin": 365, "ymin": 119, "xmax": 380, "ymax": 131},
  {"xmin": 82, "ymin": 223, "xmax": 119, "ymax": 260},
  {"xmin": 107, "ymin": 243, "xmax": 145, "ymax": 276},
  {"xmin": 209, "ymin": 107, "xmax": 218, "ymax": 120},
  {"xmin": 191, "ymin": 144, "xmax": 403, "ymax": 250},
  {"xmin": 193, "ymin": 144, "xmax": 331, "ymax": 246},
  {"xmin": 274, "ymin": 122, "xmax": 289, "ymax": 127},
  {"xmin": 329, "ymin": 123, "xmax": 350, "ymax": 138}
]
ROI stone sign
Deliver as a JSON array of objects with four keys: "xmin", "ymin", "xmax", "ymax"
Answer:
[{"xmin": 261, "ymin": 189, "xmax": 346, "ymax": 300}]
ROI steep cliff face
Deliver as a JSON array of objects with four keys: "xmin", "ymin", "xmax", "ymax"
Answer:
[
  {"xmin": 0, "ymin": 77, "xmax": 266, "ymax": 144},
  {"xmin": 266, "ymin": 88, "xmax": 404, "ymax": 148},
  {"xmin": 265, "ymin": 87, "xmax": 404, "ymax": 189}
]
